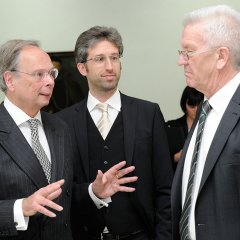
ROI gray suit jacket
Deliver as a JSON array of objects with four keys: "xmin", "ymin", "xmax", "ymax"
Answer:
[
  {"xmin": 57, "ymin": 93, "xmax": 173, "ymax": 240},
  {"xmin": 171, "ymin": 84, "xmax": 240, "ymax": 240},
  {"xmin": 0, "ymin": 103, "xmax": 73, "ymax": 240}
]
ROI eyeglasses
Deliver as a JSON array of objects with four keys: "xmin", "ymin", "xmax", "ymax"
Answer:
[
  {"xmin": 178, "ymin": 48, "xmax": 218, "ymax": 61},
  {"xmin": 84, "ymin": 54, "xmax": 122, "ymax": 64},
  {"xmin": 11, "ymin": 68, "xmax": 59, "ymax": 81}
]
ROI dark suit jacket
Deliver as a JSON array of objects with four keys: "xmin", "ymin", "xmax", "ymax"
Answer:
[
  {"xmin": 57, "ymin": 93, "xmax": 173, "ymax": 240},
  {"xmin": 166, "ymin": 115, "xmax": 188, "ymax": 171},
  {"xmin": 171, "ymin": 84, "xmax": 240, "ymax": 240},
  {"xmin": 0, "ymin": 103, "xmax": 73, "ymax": 240}
]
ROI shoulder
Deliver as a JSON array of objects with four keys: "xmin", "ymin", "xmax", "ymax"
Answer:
[
  {"xmin": 41, "ymin": 110, "xmax": 59, "ymax": 121},
  {"xmin": 121, "ymin": 94, "xmax": 163, "ymax": 122},
  {"xmin": 121, "ymin": 93, "xmax": 160, "ymax": 109},
  {"xmin": 55, "ymin": 98, "xmax": 87, "ymax": 120},
  {"xmin": 41, "ymin": 110, "xmax": 67, "ymax": 128}
]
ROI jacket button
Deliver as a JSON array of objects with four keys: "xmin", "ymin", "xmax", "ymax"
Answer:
[
  {"xmin": 104, "ymin": 161, "xmax": 108, "ymax": 165},
  {"xmin": 103, "ymin": 145, "xmax": 109, "ymax": 150},
  {"xmin": 66, "ymin": 189, "xmax": 71, "ymax": 197}
]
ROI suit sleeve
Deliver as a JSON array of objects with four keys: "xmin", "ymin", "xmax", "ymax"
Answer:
[
  {"xmin": 0, "ymin": 200, "xmax": 18, "ymax": 237},
  {"xmin": 153, "ymin": 104, "xmax": 173, "ymax": 240}
]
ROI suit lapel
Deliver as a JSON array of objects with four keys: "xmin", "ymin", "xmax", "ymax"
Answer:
[
  {"xmin": 0, "ymin": 104, "xmax": 48, "ymax": 188},
  {"xmin": 121, "ymin": 94, "xmax": 137, "ymax": 166},
  {"xmin": 74, "ymin": 100, "xmax": 89, "ymax": 179},
  {"xmin": 199, "ymin": 89, "xmax": 240, "ymax": 192}
]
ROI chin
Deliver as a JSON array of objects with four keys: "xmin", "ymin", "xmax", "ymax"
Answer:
[
  {"xmin": 40, "ymin": 99, "xmax": 50, "ymax": 108},
  {"xmin": 103, "ymin": 82, "xmax": 118, "ymax": 91},
  {"xmin": 186, "ymin": 79, "xmax": 196, "ymax": 88}
]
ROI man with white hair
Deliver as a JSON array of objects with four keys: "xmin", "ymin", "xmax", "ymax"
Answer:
[{"xmin": 172, "ymin": 5, "xmax": 240, "ymax": 240}]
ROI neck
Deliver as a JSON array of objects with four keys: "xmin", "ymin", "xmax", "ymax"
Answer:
[
  {"xmin": 6, "ymin": 94, "xmax": 39, "ymax": 118},
  {"xmin": 204, "ymin": 68, "xmax": 239, "ymax": 99},
  {"xmin": 90, "ymin": 88, "xmax": 117, "ymax": 102}
]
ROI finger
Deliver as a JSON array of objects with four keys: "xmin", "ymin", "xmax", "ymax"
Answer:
[
  {"xmin": 95, "ymin": 170, "xmax": 104, "ymax": 184},
  {"xmin": 92, "ymin": 170, "xmax": 104, "ymax": 193},
  {"xmin": 50, "ymin": 179, "xmax": 65, "ymax": 188},
  {"xmin": 39, "ymin": 197, "xmax": 63, "ymax": 212},
  {"xmin": 117, "ymin": 185, "xmax": 136, "ymax": 193},
  {"xmin": 107, "ymin": 161, "xmax": 127, "ymax": 175},
  {"xmin": 40, "ymin": 179, "xmax": 65, "ymax": 197},
  {"xmin": 117, "ymin": 176, "xmax": 138, "ymax": 185},
  {"xmin": 117, "ymin": 166, "xmax": 135, "ymax": 178},
  {"xmin": 47, "ymin": 188, "xmax": 63, "ymax": 201},
  {"xmin": 36, "ymin": 203, "xmax": 62, "ymax": 218}
]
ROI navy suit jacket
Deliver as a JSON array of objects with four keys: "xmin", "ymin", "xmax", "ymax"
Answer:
[
  {"xmin": 171, "ymin": 84, "xmax": 240, "ymax": 240},
  {"xmin": 0, "ymin": 103, "xmax": 73, "ymax": 240},
  {"xmin": 57, "ymin": 93, "xmax": 173, "ymax": 240}
]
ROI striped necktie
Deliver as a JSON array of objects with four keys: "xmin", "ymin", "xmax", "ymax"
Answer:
[
  {"xmin": 179, "ymin": 100, "xmax": 212, "ymax": 240},
  {"xmin": 96, "ymin": 103, "xmax": 111, "ymax": 139}
]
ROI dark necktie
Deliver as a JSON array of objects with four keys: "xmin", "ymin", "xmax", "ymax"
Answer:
[
  {"xmin": 96, "ymin": 103, "xmax": 111, "ymax": 139},
  {"xmin": 179, "ymin": 100, "xmax": 212, "ymax": 240},
  {"xmin": 28, "ymin": 119, "xmax": 51, "ymax": 183}
]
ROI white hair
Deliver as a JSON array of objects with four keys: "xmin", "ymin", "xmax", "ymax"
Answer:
[{"xmin": 183, "ymin": 5, "xmax": 240, "ymax": 69}]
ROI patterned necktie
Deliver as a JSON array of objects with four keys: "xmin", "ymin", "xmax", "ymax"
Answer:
[
  {"xmin": 28, "ymin": 119, "xmax": 51, "ymax": 183},
  {"xmin": 96, "ymin": 103, "xmax": 111, "ymax": 139},
  {"xmin": 179, "ymin": 100, "xmax": 212, "ymax": 240}
]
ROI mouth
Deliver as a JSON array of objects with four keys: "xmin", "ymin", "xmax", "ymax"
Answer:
[
  {"xmin": 102, "ymin": 74, "xmax": 116, "ymax": 80},
  {"xmin": 40, "ymin": 92, "xmax": 52, "ymax": 97},
  {"xmin": 184, "ymin": 72, "xmax": 192, "ymax": 78}
]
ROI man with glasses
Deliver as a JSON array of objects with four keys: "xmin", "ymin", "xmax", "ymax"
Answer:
[
  {"xmin": 57, "ymin": 26, "xmax": 173, "ymax": 240},
  {"xmin": 172, "ymin": 5, "xmax": 240, "ymax": 240},
  {"xmin": 0, "ymin": 39, "xmax": 73, "ymax": 239}
]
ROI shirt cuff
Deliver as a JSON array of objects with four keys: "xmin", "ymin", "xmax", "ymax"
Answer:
[
  {"xmin": 88, "ymin": 183, "xmax": 112, "ymax": 209},
  {"xmin": 14, "ymin": 199, "xmax": 29, "ymax": 231}
]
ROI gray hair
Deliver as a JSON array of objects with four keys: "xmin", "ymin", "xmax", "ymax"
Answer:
[
  {"xmin": 183, "ymin": 5, "xmax": 240, "ymax": 69},
  {"xmin": 74, "ymin": 26, "xmax": 124, "ymax": 64},
  {"xmin": 0, "ymin": 39, "xmax": 39, "ymax": 92}
]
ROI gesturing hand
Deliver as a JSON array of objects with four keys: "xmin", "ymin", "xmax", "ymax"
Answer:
[
  {"xmin": 22, "ymin": 179, "xmax": 65, "ymax": 217},
  {"xmin": 92, "ymin": 161, "xmax": 138, "ymax": 199}
]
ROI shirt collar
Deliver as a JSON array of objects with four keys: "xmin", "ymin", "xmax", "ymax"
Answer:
[
  {"xmin": 4, "ymin": 97, "xmax": 42, "ymax": 126},
  {"xmin": 87, "ymin": 89, "xmax": 121, "ymax": 112},
  {"xmin": 208, "ymin": 72, "xmax": 240, "ymax": 114}
]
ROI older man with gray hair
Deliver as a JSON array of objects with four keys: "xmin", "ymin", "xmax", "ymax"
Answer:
[
  {"xmin": 0, "ymin": 39, "xmax": 73, "ymax": 240},
  {"xmin": 172, "ymin": 5, "xmax": 240, "ymax": 240}
]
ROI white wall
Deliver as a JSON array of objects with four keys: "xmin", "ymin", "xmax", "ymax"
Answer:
[{"xmin": 0, "ymin": 0, "xmax": 239, "ymax": 120}]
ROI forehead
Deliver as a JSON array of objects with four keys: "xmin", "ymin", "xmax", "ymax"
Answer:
[
  {"xmin": 182, "ymin": 23, "xmax": 205, "ymax": 49},
  {"xmin": 87, "ymin": 40, "xmax": 118, "ymax": 56},
  {"xmin": 18, "ymin": 46, "xmax": 53, "ymax": 69}
]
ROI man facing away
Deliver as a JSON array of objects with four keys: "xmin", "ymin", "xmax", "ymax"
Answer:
[
  {"xmin": 171, "ymin": 5, "xmax": 240, "ymax": 240},
  {"xmin": 57, "ymin": 26, "xmax": 173, "ymax": 240},
  {"xmin": 0, "ymin": 40, "xmax": 73, "ymax": 240}
]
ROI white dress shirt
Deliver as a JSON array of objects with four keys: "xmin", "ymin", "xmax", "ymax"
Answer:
[
  {"xmin": 4, "ymin": 97, "xmax": 51, "ymax": 230},
  {"xmin": 182, "ymin": 72, "xmax": 240, "ymax": 240},
  {"xmin": 87, "ymin": 90, "xmax": 121, "ymax": 209}
]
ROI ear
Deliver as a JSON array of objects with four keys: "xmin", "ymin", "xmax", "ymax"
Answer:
[
  {"xmin": 77, "ymin": 63, "xmax": 87, "ymax": 76},
  {"xmin": 216, "ymin": 47, "xmax": 229, "ymax": 69},
  {"xmin": 3, "ymin": 71, "xmax": 15, "ymax": 92}
]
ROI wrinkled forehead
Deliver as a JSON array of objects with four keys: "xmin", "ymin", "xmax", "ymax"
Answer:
[{"xmin": 182, "ymin": 23, "xmax": 206, "ymax": 48}]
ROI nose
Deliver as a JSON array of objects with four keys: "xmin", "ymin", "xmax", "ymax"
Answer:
[
  {"xmin": 44, "ymin": 73, "xmax": 55, "ymax": 86},
  {"xmin": 104, "ymin": 57, "xmax": 114, "ymax": 70},
  {"xmin": 178, "ymin": 55, "xmax": 188, "ymax": 66}
]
